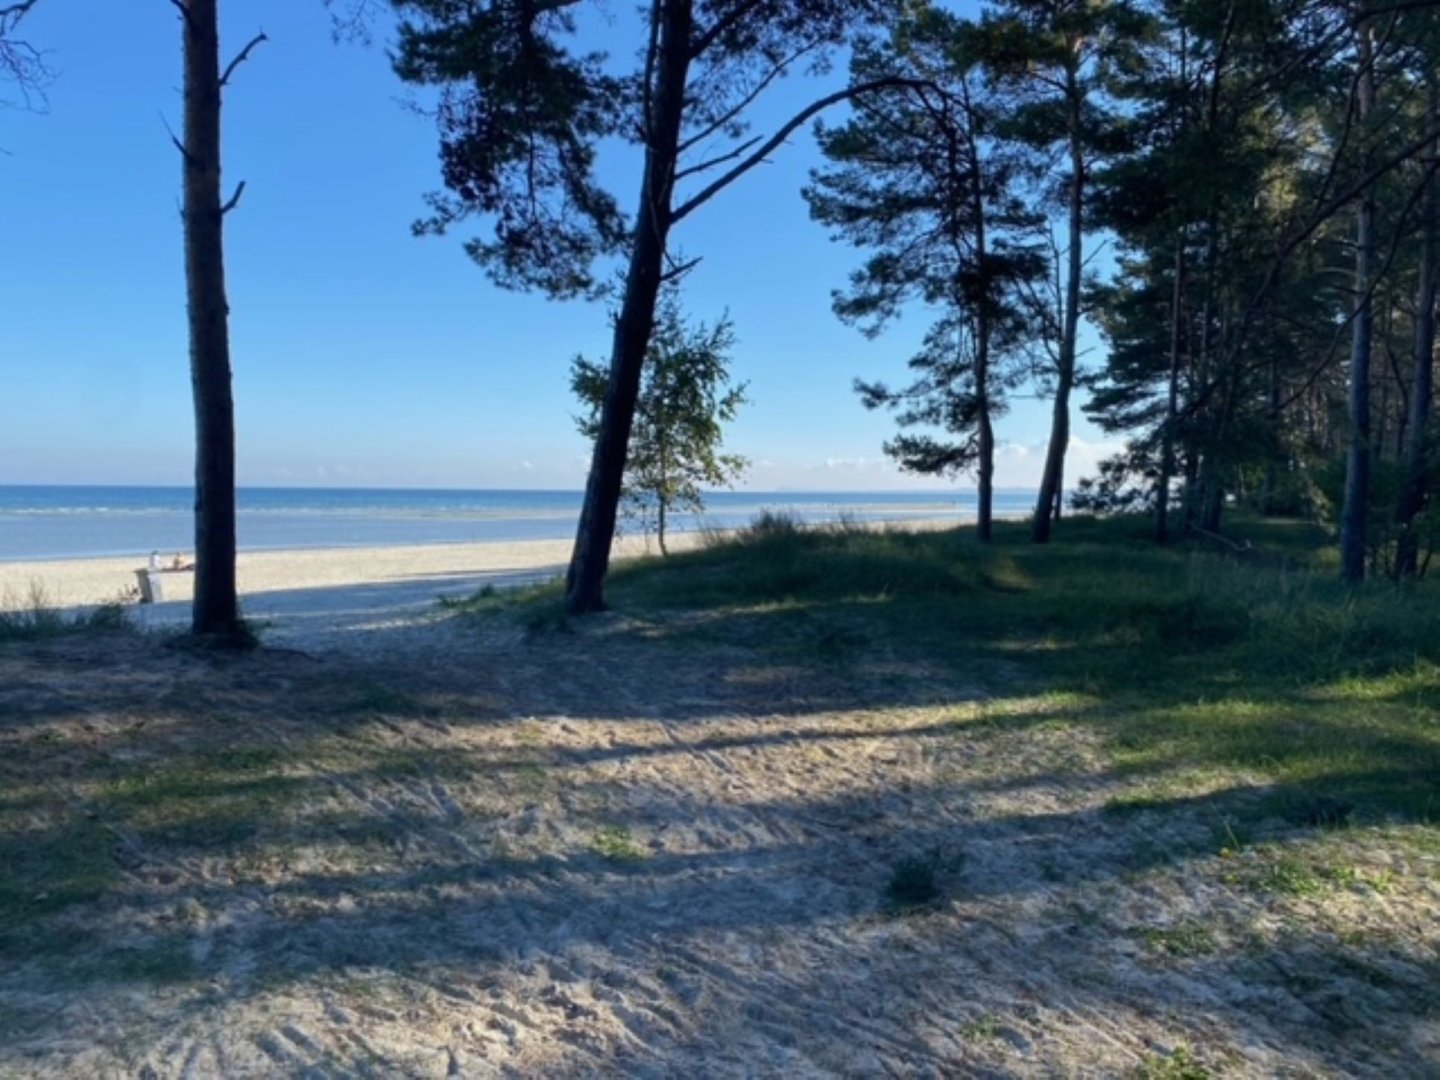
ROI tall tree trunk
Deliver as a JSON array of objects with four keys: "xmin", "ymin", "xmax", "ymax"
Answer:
[
  {"xmin": 977, "ymin": 399, "xmax": 994, "ymax": 542},
  {"xmin": 1340, "ymin": 19, "xmax": 1376, "ymax": 583},
  {"xmin": 1032, "ymin": 66, "xmax": 1084, "ymax": 544},
  {"xmin": 967, "ymin": 108, "xmax": 994, "ymax": 544},
  {"xmin": 1396, "ymin": 74, "xmax": 1439, "ymax": 578},
  {"xmin": 565, "ymin": 0, "xmax": 691, "ymax": 614},
  {"xmin": 1156, "ymin": 239, "xmax": 1186, "ymax": 542},
  {"xmin": 1262, "ymin": 348, "xmax": 1282, "ymax": 514},
  {"xmin": 180, "ymin": 0, "xmax": 241, "ymax": 640},
  {"xmin": 1182, "ymin": 444, "xmax": 1200, "ymax": 528},
  {"xmin": 657, "ymin": 495, "xmax": 669, "ymax": 556}
]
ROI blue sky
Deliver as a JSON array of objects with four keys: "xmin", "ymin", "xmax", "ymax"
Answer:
[{"xmin": 0, "ymin": 0, "xmax": 1117, "ymax": 492}]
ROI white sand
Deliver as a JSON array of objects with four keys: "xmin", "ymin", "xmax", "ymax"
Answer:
[
  {"xmin": 0, "ymin": 534, "xmax": 704, "ymax": 608},
  {"xmin": 0, "ymin": 532, "xmax": 709, "ymax": 647},
  {"xmin": 0, "ymin": 518, "xmax": 970, "ymax": 649}
]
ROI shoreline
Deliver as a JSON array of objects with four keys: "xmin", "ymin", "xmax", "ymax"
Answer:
[
  {"xmin": 0, "ymin": 517, "xmax": 1005, "ymax": 649},
  {"xmin": 0, "ymin": 533, "xmax": 690, "ymax": 611},
  {"xmin": 0, "ymin": 515, "xmax": 1011, "ymax": 611}
]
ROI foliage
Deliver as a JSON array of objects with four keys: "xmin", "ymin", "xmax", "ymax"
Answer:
[
  {"xmin": 388, "ymin": 0, "xmax": 902, "ymax": 297},
  {"xmin": 572, "ymin": 295, "xmax": 748, "ymax": 552},
  {"xmin": 807, "ymin": 6, "xmax": 1046, "ymax": 536}
]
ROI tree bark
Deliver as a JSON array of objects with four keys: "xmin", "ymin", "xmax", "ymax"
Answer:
[
  {"xmin": 966, "ymin": 97, "xmax": 994, "ymax": 543},
  {"xmin": 1396, "ymin": 74, "xmax": 1438, "ymax": 578},
  {"xmin": 1032, "ymin": 62, "xmax": 1084, "ymax": 543},
  {"xmin": 1340, "ymin": 19, "xmax": 1376, "ymax": 584},
  {"xmin": 565, "ymin": 0, "xmax": 691, "ymax": 614},
  {"xmin": 180, "ymin": 0, "xmax": 242, "ymax": 640},
  {"xmin": 1156, "ymin": 239, "xmax": 1186, "ymax": 542}
]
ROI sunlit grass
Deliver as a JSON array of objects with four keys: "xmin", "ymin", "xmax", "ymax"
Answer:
[{"xmin": 557, "ymin": 512, "xmax": 1440, "ymax": 824}]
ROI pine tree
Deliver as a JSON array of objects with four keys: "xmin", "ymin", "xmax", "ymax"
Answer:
[
  {"xmin": 806, "ymin": 5, "xmax": 1045, "ymax": 540},
  {"xmin": 571, "ymin": 297, "xmax": 748, "ymax": 555},
  {"xmin": 387, "ymin": 0, "xmax": 910, "ymax": 612}
]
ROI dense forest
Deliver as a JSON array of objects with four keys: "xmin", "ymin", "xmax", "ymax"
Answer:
[{"xmin": 7, "ymin": 0, "xmax": 1440, "ymax": 637}]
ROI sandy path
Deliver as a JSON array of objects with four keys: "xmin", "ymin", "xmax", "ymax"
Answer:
[{"xmin": 1, "ymin": 622, "xmax": 1435, "ymax": 1077}]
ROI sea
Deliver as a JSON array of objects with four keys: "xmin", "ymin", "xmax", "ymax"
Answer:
[{"xmin": 0, "ymin": 486, "xmax": 1039, "ymax": 562}]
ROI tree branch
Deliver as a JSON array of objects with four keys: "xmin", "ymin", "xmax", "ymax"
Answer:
[
  {"xmin": 159, "ymin": 110, "xmax": 192, "ymax": 163},
  {"xmin": 220, "ymin": 180, "xmax": 247, "ymax": 215},
  {"xmin": 219, "ymin": 30, "xmax": 267, "ymax": 90},
  {"xmin": 660, "ymin": 254, "xmax": 702, "ymax": 282},
  {"xmin": 677, "ymin": 41, "xmax": 820, "ymax": 156},
  {"xmin": 687, "ymin": 0, "xmax": 765, "ymax": 60},
  {"xmin": 672, "ymin": 76, "xmax": 926, "ymax": 224},
  {"xmin": 674, "ymin": 135, "xmax": 763, "ymax": 182},
  {"xmin": 0, "ymin": 0, "xmax": 40, "ymax": 25}
]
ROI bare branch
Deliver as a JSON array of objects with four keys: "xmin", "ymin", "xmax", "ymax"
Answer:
[
  {"xmin": 220, "ymin": 179, "xmax": 247, "ymax": 215},
  {"xmin": 672, "ymin": 76, "xmax": 927, "ymax": 224},
  {"xmin": 0, "ymin": 0, "xmax": 40, "ymax": 24},
  {"xmin": 660, "ymin": 254, "xmax": 702, "ymax": 283},
  {"xmin": 687, "ymin": 0, "xmax": 765, "ymax": 61},
  {"xmin": 677, "ymin": 41, "xmax": 820, "ymax": 156},
  {"xmin": 159, "ymin": 110, "xmax": 192, "ymax": 162},
  {"xmin": 219, "ymin": 30, "xmax": 267, "ymax": 90},
  {"xmin": 674, "ymin": 135, "xmax": 763, "ymax": 182}
]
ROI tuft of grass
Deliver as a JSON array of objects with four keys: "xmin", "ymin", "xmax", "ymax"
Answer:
[
  {"xmin": 442, "ymin": 577, "xmax": 569, "ymax": 635},
  {"xmin": 590, "ymin": 823, "xmax": 646, "ymax": 862},
  {"xmin": 958, "ymin": 1013, "xmax": 1002, "ymax": 1042},
  {"xmin": 885, "ymin": 852, "xmax": 943, "ymax": 909},
  {"xmin": 1252, "ymin": 853, "xmax": 1324, "ymax": 897},
  {"xmin": 1138, "ymin": 922, "xmax": 1219, "ymax": 958},
  {"xmin": 0, "ymin": 583, "xmax": 132, "ymax": 643},
  {"xmin": 1137, "ymin": 1044, "xmax": 1211, "ymax": 1080}
]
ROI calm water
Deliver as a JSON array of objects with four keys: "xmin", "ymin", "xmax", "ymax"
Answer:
[{"xmin": 0, "ymin": 486, "xmax": 1038, "ymax": 562}]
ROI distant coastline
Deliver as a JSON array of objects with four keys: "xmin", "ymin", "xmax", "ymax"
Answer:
[{"xmin": 0, "ymin": 485, "xmax": 1039, "ymax": 563}]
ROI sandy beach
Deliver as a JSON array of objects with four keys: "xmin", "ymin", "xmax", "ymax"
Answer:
[{"xmin": 0, "ymin": 532, "xmax": 713, "ymax": 647}]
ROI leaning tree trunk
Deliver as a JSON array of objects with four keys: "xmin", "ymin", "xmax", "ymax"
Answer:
[
  {"xmin": 1340, "ymin": 19, "xmax": 1376, "ymax": 584},
  {"xmin": 1032, "ymin": 68, "xmax": 1084, "ymax": 544},
  {"xmin": 1396, "ymin": 74, "xmax": 1439, "ymax": 579},
  {"xmin": 180, "ymin": 0, "xmax": 241, "ymax": 640},
  {"xmin": 565, "ymin": 0, "xmax": 691, "ymax": 615}
]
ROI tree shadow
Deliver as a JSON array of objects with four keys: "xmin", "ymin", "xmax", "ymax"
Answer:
[{"xmin": 1, "ymin": 531, "xmax": 1437, "ymax": 1072}]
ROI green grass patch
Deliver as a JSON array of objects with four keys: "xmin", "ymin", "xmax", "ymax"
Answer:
[
  {"xmin": 1137, "ymin": 922, "xmax": 1219, "ymax": 958},
  {"xmin": 590, "ymin": 823, "xmax": 646, "ymax": 861},
  {"xmin": 494, "ymin": 512, "xmax": 1440, "ymax": 827},
  {"xmin": 0, "ymin": 582, "xmax": 131, "ymax": 643},
  {"xmin": 441, "ymin": 578, "xmax": 569, "ymax": 634},
  {"xmin": 0, "ymin": 816, "xmax": 118, "ymax": 932},
  {"xmin": 99, "ymin": 745, "xmax": 301, "ymax": 848},
  {"xmin": 1137, "ymin": 1044, "xmax": 1212, "ymax": 1080}
]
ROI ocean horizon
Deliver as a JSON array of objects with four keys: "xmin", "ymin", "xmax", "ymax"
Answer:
[{"xmin": 0, "ymin": 485, "xmax": 1040, "ymax": 562}]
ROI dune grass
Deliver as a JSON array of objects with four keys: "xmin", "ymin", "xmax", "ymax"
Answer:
[
  {"xmin": 0, "ymin": 583, "xmax": 130, "ymax": 643},
  {"xmin": 486, "ymin": 512, "xmax": 1439, "ymax": 826}
]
